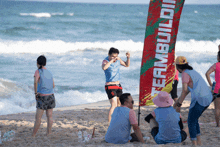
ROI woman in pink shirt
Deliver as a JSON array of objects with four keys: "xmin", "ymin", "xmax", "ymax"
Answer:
[{"xmin": 205, "ymin": 45, "xmax": 220, "ymax": 127}]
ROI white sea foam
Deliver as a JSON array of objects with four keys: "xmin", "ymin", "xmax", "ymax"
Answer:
[
  {"xmin": 67, "ymin": 13, "xmax": 74, "ymax": 16},
  {"xmin": 20, "ymin": 13, "xmax": 51, "ymax": 18},
  {"xmin": 0, "ymin": 79, "xmax": 109, "ymax": 115},
  {"xmin": 0, "ymin": 39, "xmax": 219, "ymax": 54},
  {"xmin": 20, "ymin": 12, "xmax": 74, "ymax": 17},
  {"xmin": 51, "ymin": 13, "xmax": 64, "ymax": 16}
]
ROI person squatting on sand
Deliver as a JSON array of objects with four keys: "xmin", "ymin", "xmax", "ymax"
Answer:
[
  {"xmin": 145, "ymin": 91, "xmax": 187, "ymax": 144},
  {"xmin": 32, "ymin": 55, "xmax": 56, "ymax": 137},
  {"xmin": 205, "ymin": 44, "xmax": 220, "ymax": 127},
  {"xmin": 102, "ymin": 47, "xmax": 130, "ymax": 123},
  {"xmin": 105, "ymin": 93, "xmax": 144, "ymax": 144},
  {"xmin": 174, "ymin": 56, "xmax": 213, "ymax": 146}
]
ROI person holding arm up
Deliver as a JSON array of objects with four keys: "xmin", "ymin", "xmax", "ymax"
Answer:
[{"xmin": 102, "ymin": 47, "xmax": 130, "ymax": 123}]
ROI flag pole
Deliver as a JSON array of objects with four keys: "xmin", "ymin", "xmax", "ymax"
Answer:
[{"xmin": 138, "ymin": 102, "xmax": 141, "ymax": 126}]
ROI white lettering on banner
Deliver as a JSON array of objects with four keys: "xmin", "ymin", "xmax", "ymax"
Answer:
[
  {"xmin": 153, "ymin": 78, "xmax": 166, "ymax": 87},
  {"xmin": 157, "ymin": 32, "xmax": 171, "ymax": 43},
  {"xmin": 154, "ymin": 54, "xmax": 168, "ymax": 67},
  {"xmin": 151, "ymin": 0, "xmax": 176, "ymax": 96},
  {"xmin": 153, "ymin": 68, "xmax": 166, "ymax": 78},
  {"xmin": 156, "ymin": 43, "xmax": 169, "ymax": 53},
  {"xmin": 160, "ymin": 8, "xmax": 174, "ymax": 19}
]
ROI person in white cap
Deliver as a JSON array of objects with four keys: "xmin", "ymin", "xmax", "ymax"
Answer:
[{"xmin": 144, "ymin": 91, "xmax": 187, "ymax": 144}]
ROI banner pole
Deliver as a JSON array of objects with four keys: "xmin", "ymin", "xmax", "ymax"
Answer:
[{"xmin": 138, "ymin": 104, "xmax": 141, "ymax": 126}]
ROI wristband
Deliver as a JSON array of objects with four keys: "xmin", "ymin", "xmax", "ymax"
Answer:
[{"xmin": 176, "ymin": 102, "xmax": 182, "ymax": 107}]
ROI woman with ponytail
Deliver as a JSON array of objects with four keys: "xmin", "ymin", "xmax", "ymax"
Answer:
[
  {"xmin": 174, "ymin": 56, "xmax": 212, "ymax": 146},
  {"xmin": 32, "ymin": 55, "xmax": 55, "ymax": 137}
]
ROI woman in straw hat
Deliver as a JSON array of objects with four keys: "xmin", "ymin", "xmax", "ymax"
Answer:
[
  {"xmin": 144, "ymin": 91, "xmax": 187, "ymax": 144},
  {"xmin": 174, "ymin": 56, "xmax": 213, "ymax": 146}
]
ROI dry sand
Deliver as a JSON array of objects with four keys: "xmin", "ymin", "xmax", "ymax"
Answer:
[{"xmin": 0, "ymin": 88, "xmax": 219, "ymax": 147}]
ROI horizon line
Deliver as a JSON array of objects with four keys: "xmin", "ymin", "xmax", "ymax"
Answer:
[{"xmin": 12, "ymin": 0, "xmax": 220, "ymax": 5}]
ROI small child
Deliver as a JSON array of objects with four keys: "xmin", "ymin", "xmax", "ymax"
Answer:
[
  {"xmin": 145, "ymin": 91, "xmax": 187, "ymax": 144},
  {"xmin": 32, "ymin": 55, "xmax": 55, "ymax": 137}
]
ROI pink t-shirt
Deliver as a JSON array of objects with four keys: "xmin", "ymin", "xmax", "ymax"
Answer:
[
  {"xmin": 129, "ymin": 109, "xmax": 138, "ymax": 125},
  {"xmin": 174, "ymin": 70, "xmax": 179, "ymax": 81},
  {"xmin": 34, "ymin": 67, "xmax": 51, "ymax": 96},
  {"xmin": 182, "ymin": 71, "xmax": 193, "ymax": 89},
  {"xmin": 209, "ymin": 63, "xmax": 220, "ymax": 93}
]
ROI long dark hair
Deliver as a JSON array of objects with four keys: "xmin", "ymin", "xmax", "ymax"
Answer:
[
  {"xmin": 37, "ymin": 55, "xmax": 46, "ymax": 69},
  {"xmin": 176, "ymin": 63, "xmax": 193, "ymax": 70},
  {"xmin": 218, "ymin": 51, "xmax": 220, "ymax": 61}
]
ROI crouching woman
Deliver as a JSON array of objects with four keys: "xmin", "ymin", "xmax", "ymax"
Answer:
[{"xmin": 145, "ymin": 91, "xmax": 187, "ymax": 144}]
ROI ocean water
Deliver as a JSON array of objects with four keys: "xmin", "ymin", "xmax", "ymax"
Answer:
[{"xmin": 0, "ymin": 1, "xmax": 219, "ymax": 115}]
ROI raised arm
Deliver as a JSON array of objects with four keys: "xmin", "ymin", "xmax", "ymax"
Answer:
[
  {"xmin": 102, "ymin": 58, "xmax": 116, "ymax": 70},
  {"xmin": 120, "ymin": 52, "xmax": 130, "ymax": 67}
]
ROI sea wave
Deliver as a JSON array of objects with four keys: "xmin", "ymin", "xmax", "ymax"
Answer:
[
  {"xmin": 0, "ymin": 39, "xmax": 219, "ymax": 54},
  {"xmin": 20, "ymin": 12, "xmax": 74, "ymax": 18},
  {"xmin": 0, "ymin": 78, "xmax": 107, "ymax": 115}
]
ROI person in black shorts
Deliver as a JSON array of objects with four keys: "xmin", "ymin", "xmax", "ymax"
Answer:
[{"xmin": 102, "ymin": 47, "xmax": 130, "ymax": 122}]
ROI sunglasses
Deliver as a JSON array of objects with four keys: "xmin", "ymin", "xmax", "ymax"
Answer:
[{"xmin": 127, "ymin": 100, "xmax": 134, "ymax": 104}]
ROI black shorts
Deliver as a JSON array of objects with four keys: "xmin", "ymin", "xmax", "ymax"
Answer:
[
  {"xmin": 170, "ymin": 80, "xmax": 178, "ymax": 99},
  {"xmin": 151, "ymin": 127, "xmax": 187, "ymax": 142},
  {"xmin": 105, "ymin": 84, "xmax": 123, "ymax": 99},
  {"xmin": 36, "ymin": 94, "xmax": 56, "ymax": 110}
]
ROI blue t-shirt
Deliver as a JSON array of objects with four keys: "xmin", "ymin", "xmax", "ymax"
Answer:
[
  {"xmin": 105, "ymin": 107, "xmax": 132, "ymax": 144},
  {"xmin": 183, "ymin": 69, "xmax": 212, "ymax": 109},
  {"xmin": 104, "ymin": 56, "xmax": 121, "ymax": 82},
  {"xmin": 37, "ymin": 69, "xmax": 54, "ymax": 94},
  {"xmin": 154, "ymin": 107, "xmax": 182, "ymax": 144}
]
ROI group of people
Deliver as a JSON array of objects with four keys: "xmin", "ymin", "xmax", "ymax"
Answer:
[{"xmin": 32, "ymin": 45, "xmax": 220, "ymax": 146}]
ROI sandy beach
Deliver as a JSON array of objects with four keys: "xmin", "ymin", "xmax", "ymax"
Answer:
[{"xmin": 0, "ymin": 88, "xmax": 219, "ymax": 147}]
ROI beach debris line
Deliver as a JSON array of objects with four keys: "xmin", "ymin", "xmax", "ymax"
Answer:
[{"xmin": 78, "ymin": 128, "xmax": 95, "ymax": 143}]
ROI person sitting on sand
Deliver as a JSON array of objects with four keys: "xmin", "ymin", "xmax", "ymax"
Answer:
[
  {"xmin": 102, "ymin": 47, "xmax": 130, "ymax": 123},
  {"xmin": 174, "ymin": 56, "xmax": 213, "ymax": 146},
  {"xmin": 145, "ymin": 91, "xmax": 187, "ymax": 144},
  {"xmin": 32, "ymin": 55, "xmax": 56, "ymax": 137},
  {"xmin": 205, "ymin": 44, "xmax": 220, "ymax": 127},
  {"xmin": 105, "ymin": 93, "xmax": 144, "ymax": 144}
]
